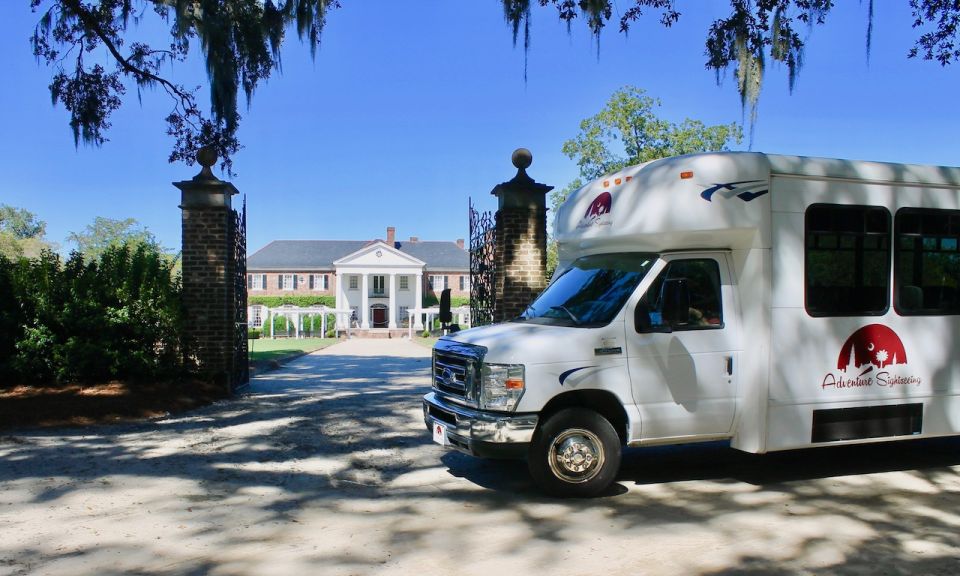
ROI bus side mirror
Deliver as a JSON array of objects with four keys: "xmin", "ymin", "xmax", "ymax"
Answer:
[
  {"xmin": 635, "ymin": 301, "xmax": 671, "ymax": 334},
  {"xmin": 661, "ymin": 278, "xmax": 690, "ymax": 327},
  {"xmin": 634, "ymin": 302, "xmax": 651, "ymax": 333}
]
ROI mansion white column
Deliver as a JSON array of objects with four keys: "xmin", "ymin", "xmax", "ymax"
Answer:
[
  {"xmin": 335, "ymin": 273, "xmax": 344, "ymax": 328},
  {"xmin": 388, "ymin": 273, "xmax": 397, "ymax": 329},
  {"xmin": 330, "ymin": 243, "xmax": 427, "ymax": 333},
  {"xmin": 361, "ymin": 273, "xmax": 370, "ymax": 329},
  {"xmin": 414, "ymin": 271, "xmax": 424, "ymax": 330}
]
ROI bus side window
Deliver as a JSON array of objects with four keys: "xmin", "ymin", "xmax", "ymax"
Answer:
[{"xmin": 637, "ymin": 259, "xmax": 724, "ymax": 332}]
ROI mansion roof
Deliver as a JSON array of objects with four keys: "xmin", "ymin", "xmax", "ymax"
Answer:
[{"xmin": 247, "ymin": 239, "xmax": 469, "ymax": 272}]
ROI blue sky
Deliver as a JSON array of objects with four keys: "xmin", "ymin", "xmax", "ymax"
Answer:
[{"xmin": 1, "ymin": 1, "xmax": 958, "ymax": 254}]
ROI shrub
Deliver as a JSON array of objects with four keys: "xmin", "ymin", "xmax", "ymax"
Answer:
[
  {"xmin": 271, "ymin": 314, "xmax": 291, "ymax": 335},
  {"xmin": 0, "ymin": 244, "xmax": 184, "ymax": 386},
  {"xmin": 302, "ymin": 313, "xmax": 331, "ymax": 336},
  {"xmin": 248, "ymin": 328, "xmax": 261, "ymax": 340},
  {"xmin": 0, "ymin": 256, "xmax": 24, "ymax": 380}
]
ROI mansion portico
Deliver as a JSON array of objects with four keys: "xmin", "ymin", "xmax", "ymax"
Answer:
[{"xmin": 247, "ymin": 227, "xmax": 469, "ymax": 330}]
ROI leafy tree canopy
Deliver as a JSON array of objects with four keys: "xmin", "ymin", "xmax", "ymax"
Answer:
[
  {"xmin": 546, "ymin": 85, "xmax": 742, "ymax": 276},
  {"xmin": 0, "ymin": 204, "xmax": 46, "ymax": 239},
  {"xmin": 30, "ymin": 0, "xmax": 339, "ymax": 174},
  {"xmin": 68, "ymin": 215, "xmax": 163, "ymax": 261},
  {"xmin": 562, "ymin": 86, "xmax": 742, "ymax": 181},
  {"xmin": 28, "ymin": 1, "xmax": 959, "ymax": 172},
  {"xmin": 554, "ymin": 85, "xmax": 742, "ymax": 209},
  {"xmin": 0, "ymin": 204, "xmax": 53, "ymax": 259},
  {"xmin": 504, "ymin": 1, "xmax": 960, "ymax": 130}
]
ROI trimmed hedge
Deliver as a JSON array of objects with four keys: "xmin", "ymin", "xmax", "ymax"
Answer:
[
  {"xmin": 252, "ymin": 294, "xmax": 470, "ymax": 309},
  {"xmin": 421, "ymin": 295, "xmax": 471, "ymax": 308},
  {"xmin": 248, "ymin": 295, "xmax": 335, "ymax": 308}
]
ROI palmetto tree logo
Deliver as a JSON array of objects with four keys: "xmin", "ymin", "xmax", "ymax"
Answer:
[{"xmin": 837, "ymin": 324, "xmax": 907, "ymax": 372}]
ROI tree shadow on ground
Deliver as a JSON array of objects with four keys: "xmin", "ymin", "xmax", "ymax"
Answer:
[{"xmin": 1, "ymin": 350, "xmax": 959, "ymax": 575}]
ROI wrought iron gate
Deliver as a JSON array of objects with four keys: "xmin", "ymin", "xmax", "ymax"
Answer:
[
  {"xmin": 230, "ymin": 197, "xmax": 249, "ymax": 390},
  {"xmin": 469, "ymin": 198, "xmax": 496, "ymax": 327}
]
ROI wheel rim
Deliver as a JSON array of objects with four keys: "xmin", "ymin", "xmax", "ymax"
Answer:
[{"xmin": 547, "ymin": 428, "xmax": 605, "ymax": 484}]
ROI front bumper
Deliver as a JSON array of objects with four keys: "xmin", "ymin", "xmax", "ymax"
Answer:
[{"xmin": 423, "ymin": 391, "xmax": 538, "ymax": 459}]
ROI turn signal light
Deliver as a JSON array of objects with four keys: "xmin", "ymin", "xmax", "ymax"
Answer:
[
  {"xmin": 680, "ymin": 171, "xmax": 694, "ymax": 179},
  {"xmin": 505, "ymin": 378, "xmax": 524, "ymax": 390}
]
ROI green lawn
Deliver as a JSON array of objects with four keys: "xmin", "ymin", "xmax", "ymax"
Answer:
[{"xmin": 248, "ymin": 337, "xmax": 338, "ymax": 364}]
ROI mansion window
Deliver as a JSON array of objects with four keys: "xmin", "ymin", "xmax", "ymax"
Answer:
[
  {"xmin": 429, "ymin": 275, "xmax": 447, "ymax": 291},
  {"xmin": 372, "ymin": 275, "xmax": 385, "ymax": 295},
  {"xmin": 280, "ymin": 274, "xmax": 297, "ymax": 291},
  {"xmin": 309, "ymin": 274, "xmax": 329, "ymax": 291},
  {"xmin": 399, "ymin": 276, "xmax": 409, "ymax": 290},
  {"xmin": 349, "ymin": 276, "xmax": 359, "ymax": 290},
  {"xmin": 248, "ymin": 274, "xmax": 266, "ymax": 291},
  {"xmin": 459, "ymin": 275, "xmax": 469, "ymax": 291}
]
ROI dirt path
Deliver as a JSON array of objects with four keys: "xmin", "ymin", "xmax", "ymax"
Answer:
[{"xmin": 1, "ymin": 338, "xmax": 959, "ymax": 575}]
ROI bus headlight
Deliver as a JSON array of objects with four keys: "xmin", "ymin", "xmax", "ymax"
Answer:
[{"xmin": 480, "ymin": 363, "xmax": 525, "ymax": 412}]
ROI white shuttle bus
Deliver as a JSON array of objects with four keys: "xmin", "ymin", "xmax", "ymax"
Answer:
[{"xmin": 423, "ymin": 152, "xmax": 960, "ymax": 497}]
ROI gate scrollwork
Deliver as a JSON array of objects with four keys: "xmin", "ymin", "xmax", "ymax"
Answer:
[
  {"xmin": 469, "ymin": 198, "xmax": 496, "ymax": 327},
  {"xmin": 230, "ymin": 197, "xmax": 249, "ymax": 390}
]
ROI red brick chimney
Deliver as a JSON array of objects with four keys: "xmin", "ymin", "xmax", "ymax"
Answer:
[
  {"xmin": 386, "ymin": 226, "xmax": 396, "ymax": 245},
  {"xmin": 456, "ymin": 239, "xmax": 465, "ymax": 249}
]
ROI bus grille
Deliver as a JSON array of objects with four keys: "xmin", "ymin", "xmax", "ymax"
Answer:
[{"xmin": 432, "ymin": 344, "xmax": 482, "ymax": 407}]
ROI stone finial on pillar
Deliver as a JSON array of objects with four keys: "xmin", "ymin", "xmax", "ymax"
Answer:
[
  {"xmin": 176, "ymin": 146, "xmax": 238, "ymax": 209},
  {"xmin": 174, "ymin": 146, "xmax": 243, "ymax": 390},
  {"xmin": 491, "ymin": 148, "xmax": 553, "ymax": 323}
]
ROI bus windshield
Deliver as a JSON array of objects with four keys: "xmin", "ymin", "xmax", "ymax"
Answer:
[{"xmin": 515, "ymin": 253, "xmax": 657, "ymax": 327}]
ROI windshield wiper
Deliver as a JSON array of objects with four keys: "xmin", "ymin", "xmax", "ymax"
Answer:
[
  {"xmin": 550, "ymin": 305, "xmax": 581, "ymax": 325},
  {"xmin": 513, "ymin": 303, "xmax": 538, "ymax": 321}
]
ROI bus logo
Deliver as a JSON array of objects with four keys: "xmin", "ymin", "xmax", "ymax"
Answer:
[
  {"xmin": 821, "ymin": 324, "xmax": 921, "ymax": 390},
  {"xmin": 578, "ymin": 192, "xmax": 613, "ymax": 229}
]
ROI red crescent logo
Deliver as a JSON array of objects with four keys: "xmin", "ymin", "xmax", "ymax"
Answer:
[{"xmin": 837, "ymin": 324, "xmax": 908, "ymax": 371}]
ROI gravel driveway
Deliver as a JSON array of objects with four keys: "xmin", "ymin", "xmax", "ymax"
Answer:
[{"xmin": 2, "ymin": 338, "xmax": 959, "ymax": 575}]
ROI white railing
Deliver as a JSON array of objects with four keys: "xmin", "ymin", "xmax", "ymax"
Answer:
[
  {"xmin": 249, "ymin": 304, "xmax": 472, "ymax": 339},
  {"xmin": 249, "ymin": 305, "xmax": 354, "ymax": 339},
  {"xmin": 406, "ymin": 306, "xmax": 471, "ymax": 339}
]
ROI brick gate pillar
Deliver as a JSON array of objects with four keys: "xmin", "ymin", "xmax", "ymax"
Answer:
[
  {"xmin": 174, "ymin": 147, "xmax": 240, "ymax": 388},
  {"xmin": 491, "ymin": 148, "xmax": 553, "ymax": 323}
]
